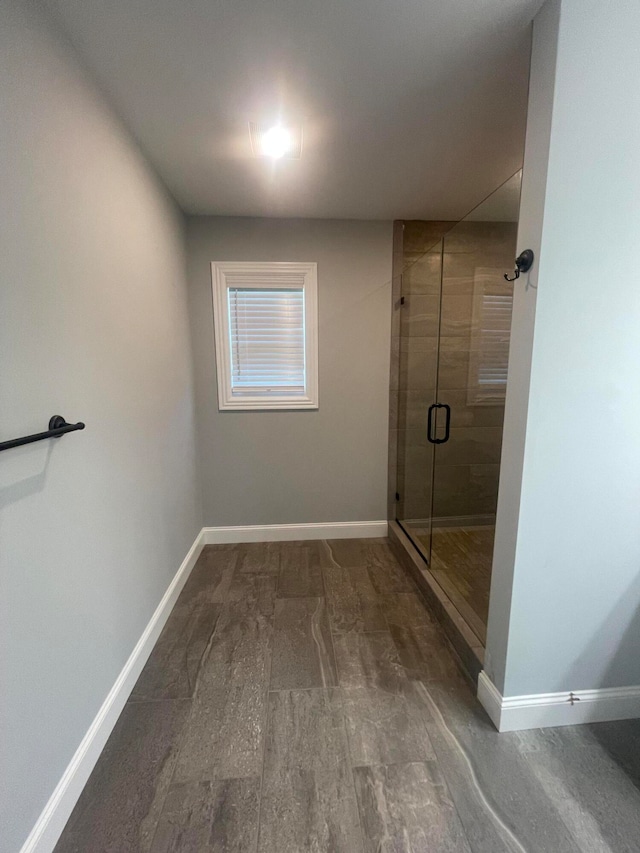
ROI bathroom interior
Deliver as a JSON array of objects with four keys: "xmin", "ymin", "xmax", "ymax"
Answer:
[{"xmin": 389, "ymin": 170, "xmax": 521, "ymax": 648}]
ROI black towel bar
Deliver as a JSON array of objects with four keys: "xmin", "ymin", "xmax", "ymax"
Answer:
[{"xmin": 0, "ymin": 416, "xmax": 85, "ymax": 453}]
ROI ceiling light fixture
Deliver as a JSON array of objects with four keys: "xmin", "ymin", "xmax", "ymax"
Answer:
[
  {"xmin": 249, "ymin": 122, "xmax": 302, "ymax": 159},
  {"xmin": 261, "ymin": 125, "xmax": 292, "ymax": 158}
]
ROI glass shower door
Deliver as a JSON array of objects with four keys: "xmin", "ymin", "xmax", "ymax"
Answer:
[
  {"xmin": 395, "ymin": 229, "xmax": 444, "ymax": 562},
  {"xmin": 429, "ymin": 171, "xmax": 521, "ymax": 640},
  {"xmin": 394, "ymin": 173, "xmax": 521, "ymax": 642}
]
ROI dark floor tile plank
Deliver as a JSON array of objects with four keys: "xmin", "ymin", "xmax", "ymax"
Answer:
[
  {"xmin": 179, "ymin": 547, "xmax": 238, "ymax": 606},
  {"xmin": 323, "ymin": 538, "xmax": 372, "ymax": 568},
  {"xmin": 333, "ymin": 631, "xmax": 406, "ymax": 690},
  {"xmin": 277, "ymin": 542, "xmax": 324, "ymax": 598},
  {"xmin": 510, "ymin": 723, "xmax": 602, "ymax": 754},
  {"xmin": 279, "ymin": 539, "xmax": 323, "ymax": 556},
  {"xmin": 523, "ymin": 742, "xmax": 640, "ymax": 853},
  {"xmin": 587, "ymin": 717, "xmax": 640, "ymax": 784},
  {"xmin": 270, "ymin": 597, "xmax": 337, "ymax": 690},
  {"xmin": 422, "ymin": 679, "xmax": 583, "ymax": 853},
  {"xmin": 389, "ymin": 622, "xmax": 462, "ymax": 683},
  {"xmin": 354, "ymin": 761, "xmax": 472, "ymax": 853},
  {"xmin": 383, "ymin": 591, "xmax": 439, "ymax": 631},
  {"xmin": 226, "ymin": 571, "xmax": 278, "ymax": 616},
  {"xmin": 238, "ymin": 542, "xmax": 280, "ymax": 574},
  {"xmin": 172, "ymin": 601, "xmax": 273, "ymax": 782},
  {"xmin": 150, "ymin": 777, "xmax": 260, "ymax": 853},
  {"xmin": 323, "ymin": 563, "xmax": 387, "ymax": 633},
  {"xmin": 365, "ymin": 542, "xmax": 415, "ymax": 593},
  {"xmin": 131, "ymin": 603, "xmax": 221, "ymax": 701},
  {"xmin": 258, "ymin": 689, "xmax": 363, "ymax": 853},
  {"xmin": 54, "ymin": 700, "xmax": 191, "ymax": 853},
  {"xmin": 342, "ymin": 683, "xmax": 434, "ymax": 766}
]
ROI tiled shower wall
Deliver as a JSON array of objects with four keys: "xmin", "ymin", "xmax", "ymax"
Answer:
[
  {"xmin": 387, "ymin": 221, "xmax": 403, "ymax": 521},
  {"xmin": 388, "ymin": 221, "xmax": 453, "ymax": 522},
  {"xmin": 389, "ymin": 220, "xmax": 517, "ymax": 525}
]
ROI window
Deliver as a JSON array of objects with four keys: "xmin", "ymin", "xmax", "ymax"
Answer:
[
  {"xmin": 211, "ymin": 261, "xmax": 318, "ymax": 410},
  {"xmin": 466, "ymin": 268, "xmax": 513, "ymax": 406}
]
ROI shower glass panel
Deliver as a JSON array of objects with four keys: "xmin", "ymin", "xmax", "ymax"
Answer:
[
  {"xmin": 430, "ymin": 171, "xmax": 520, "ymax": 641},
  {"xmin": 395, "ymin": 227, "xmax": 444, "ymax": 559},
  {"xmin": 395, "ymin": 171, "xmax": 521, "ymax": 643}
]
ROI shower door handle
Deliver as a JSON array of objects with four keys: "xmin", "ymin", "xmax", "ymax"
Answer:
[
  {"xmin": 440, "ymin": 403, "xmax": 451, "ymax": 443},
  {"xmin": 427, "ymin": 404, "xmax": 437, "ymax": 444},
  {"xmin": 427, "ymin": 403, "xmax": 451, "ymax": 444}
]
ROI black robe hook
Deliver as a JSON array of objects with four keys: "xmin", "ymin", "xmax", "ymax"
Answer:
[{"xmin": 505, "ymin": 249, "xmax": 535, "ymax": 282}]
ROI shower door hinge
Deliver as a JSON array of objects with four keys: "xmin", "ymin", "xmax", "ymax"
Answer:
[
  {"xmin": 395, "ymin": 492, "xmax": 400, "ymax": 501},
  {"xmin": 400, "ymin": 296, "xmax": 405, "ymax": 305}
]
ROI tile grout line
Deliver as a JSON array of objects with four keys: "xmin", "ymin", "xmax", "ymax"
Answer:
[
  {"xmin": 331, "ymin": 627, "xmax": 391, "ymax": 632},
  {"xmin": 322, "ymin": 542, "xmax": 349, "ymax": 689},
  {"xmin": 268, "ymin": 684, "xmax": 335, "ymax": 694},
  {"xmin": 321, "ymin": 542, "xmax": 342, "ymax": 689},
  {"xmin": 184, "ymin": 599, "xmax": 224, "ymax": 696},
  {"xmin": 254, "ymin": 543, "xmax": 281, "ymax": 853},
  {"xmin": 142, "ymin": 553, "xmax": 238, "ymax": 850},
  {"xmin": 321, "ymin": 539, "xmax": 368, "ymax": 853}
]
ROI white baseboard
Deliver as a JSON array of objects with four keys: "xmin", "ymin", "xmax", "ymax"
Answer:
[
  {"xmin": 203, "ymin": 520, "xmax": 388, "ymax": 544},
  {"xmin": 20, "ymin": 530, "xmax": 205, "ymax": 853},
  {"xmin": 478, "ymin": 670, "xmax": 640, "ymax": 732}
]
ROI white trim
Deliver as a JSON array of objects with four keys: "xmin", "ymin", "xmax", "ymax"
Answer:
[
  {"xmin": 203, "ymin": 520, "xmax": 388, "ymax": 544},
  {"xmin": 478, "ymin": 670, "xmax": 640, "ymax": 732},
  {"xmin": 20, "ymin": 530, "xmax": 205, "ymax": 853},
  {"xmin": 211, "ymin": 261, "xmax": 319, "ymax": 411}
]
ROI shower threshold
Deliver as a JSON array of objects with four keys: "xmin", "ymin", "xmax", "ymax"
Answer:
[
  {"xmin": 400, "ymin": 519, "xmax": 494, "ymax": 645},
  {"xmin": 388, "ymin": 520, "xmax": 485, "ymax": 684}
]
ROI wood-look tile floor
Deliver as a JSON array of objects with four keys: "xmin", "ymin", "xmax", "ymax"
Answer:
[{"xmin": 54, "ymin": 538, "xmax": 640, "ymax": 852}]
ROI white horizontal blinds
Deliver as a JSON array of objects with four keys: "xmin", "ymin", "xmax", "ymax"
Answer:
[
  {"xmin": 476, "ymin": 289, "xmax": 513, "ymax": 400},
  {"xmin": 227, "ymin": 286, "xmax": 306, "ymax": 396}
]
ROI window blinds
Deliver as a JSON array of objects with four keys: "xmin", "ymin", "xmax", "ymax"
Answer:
[
  {"xmin": 227, "ymin": 287, "xmax": 306, "ymax": 396},
  {"xmin": 476, "ymin": 292, "xmax": 512, "ymax": 399}
]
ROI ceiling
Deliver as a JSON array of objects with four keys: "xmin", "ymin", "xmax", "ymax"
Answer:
[
  {"xmin": 467, "ymin": 170, "xmax": 522, "ymax": 222},
  {"xmin": 45, "ymin": 0, "xmax": 541, "ymax": 220}
]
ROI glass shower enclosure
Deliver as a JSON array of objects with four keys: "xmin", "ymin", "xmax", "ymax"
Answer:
[{"xmin": 395, "ymin": 171, "xmax": 521, "ymax": 643}]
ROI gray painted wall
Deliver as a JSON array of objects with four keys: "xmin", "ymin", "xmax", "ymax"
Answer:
[
  {"xmin": 487, "ymin": 0, "xmax": 640, "ymax": 697},
  {"xmin": 0, "ymin": 3, "xmax": 201, "ymax": 849},
  {"xmin": 186, "ymin": 217, "xmax": 392, "ymax": 527}
]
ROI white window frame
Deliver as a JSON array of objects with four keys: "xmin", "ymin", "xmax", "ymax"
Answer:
[{"xmin": 211, "ymin": 261, "xmax": 319, "ymax": 411}]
